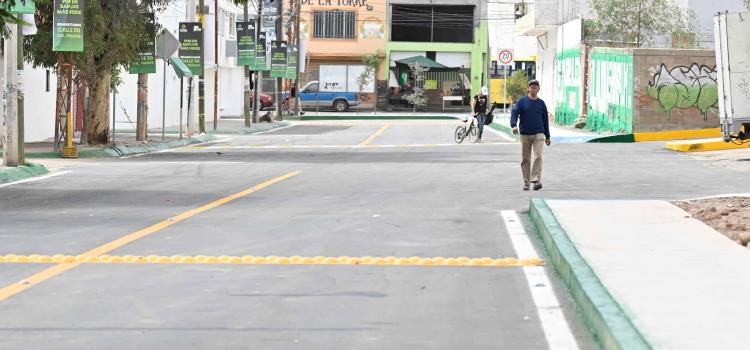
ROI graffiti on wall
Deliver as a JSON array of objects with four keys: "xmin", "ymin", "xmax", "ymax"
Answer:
[
  {"xmin": 647, "ymin": 64, "xmax": 718, "ymax": 119},
  {"xmin": 555, "ymin": 48, "xmax": 582, "ymax": 126},
  {"xmin": 587, "ymin": 51, "xmax": 633, "ymax": 133}
]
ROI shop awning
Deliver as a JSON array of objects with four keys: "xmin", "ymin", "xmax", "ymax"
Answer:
[
  {"xmin": 169, "ymin": 57, "xmax": 193, "ymax": 78},
  {"xmin": 394, "ymin": 56, "xmax": 449, "ymax": 69}
]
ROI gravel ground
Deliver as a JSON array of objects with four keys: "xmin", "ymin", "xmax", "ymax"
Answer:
[{"xmin": 674, "ymin": 197, "xmax": 750, "ymax": 248}]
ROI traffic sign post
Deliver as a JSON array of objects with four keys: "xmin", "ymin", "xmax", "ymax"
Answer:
[{"xmin": 498, "ymin": 49, "xmax": 514, "ymax": 111}]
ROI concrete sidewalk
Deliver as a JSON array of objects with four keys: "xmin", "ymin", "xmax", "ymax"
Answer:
[
  {"xmin": 529, "ymin": 198, "xmax": 750, "ymax": 350},
  {"xmin": 491, "ymin": 114, "xmax": 601, "ymax": 143}
]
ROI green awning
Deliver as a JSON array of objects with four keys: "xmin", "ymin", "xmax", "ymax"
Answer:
[
  {"xmin": 169, "ymin": 57, "xmax": 193, "ymax": 78},
  {"xmin": 394, "ymin": 56, "xmax": 448, "ymax": 69}
]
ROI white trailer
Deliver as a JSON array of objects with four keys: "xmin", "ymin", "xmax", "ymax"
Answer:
[{"xmin": 714, "ymin": 11, "xmax": 750, "ymax": 142}]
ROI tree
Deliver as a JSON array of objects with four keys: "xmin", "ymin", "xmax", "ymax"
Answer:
[
  {"xmin": 357, "ymin": 53, "xmax": 379, "ymax": 110},
  {"xmin": 506, "ymin": 70, "xmax": 529, "ymax": 104},
  {"xmin": 25, "ymin": 0, "xmax": 173, "ymax": 145},
  {"xmin": 0, "ymin": 0, "xmax": 23, "ymax": 38},
  {"xmin": 404, "ymin": 62, "xmax": 428, "ymax": 112},
  {"xmin": 586, "ymin": 0, "xmax": 696, "ymax": 48}
]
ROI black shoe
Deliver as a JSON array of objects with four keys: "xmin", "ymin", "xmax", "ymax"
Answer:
[{"xmin": 532, "ymin": 182, "xmax": 543, "ymax": 191}]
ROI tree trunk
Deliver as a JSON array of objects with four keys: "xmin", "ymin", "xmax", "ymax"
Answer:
[
  {"xmin": 86, "ymin": 72, "xmax": 112, "ymax": 145},
  {"xmin": 136, "ymin": 73, "xmax": 148, "ymax": 141}
]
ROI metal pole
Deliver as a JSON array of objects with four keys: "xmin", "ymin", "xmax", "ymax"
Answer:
[
  {"xmin": 503, "ymin": 66, "xmax": 507, "ymax": 112},
  {"xmin": 253, "ymin": 0, "xmax": 262, "ymax": 123},
  {"xmin": 112, "ymin": 87, "xmax": 116, "ymax": 144},
  {"xmin": 3, "ymin": 23, "xmax": 19, "ymax": 166},
  {"xmin": 294, "ymin": 0, "xmax": 301, "ymax": 116},
  {"xmin": 243, "ymin": 3, "xmax": 252, "ymax": 127},
  {"xmin": 275, "ymin": 0, "xmax": 282, "ymax": 121},
  {"xmin": 16, "ymin": 21, "xmax": 25, "ymax": 164},
  {"xmin": 162, "ymin": 59, "xmax": 167, "ymax": 141},
  {"xmin": 198, "ymin": 0, "xmax": 205, "ymax": 133},
  {"xmin": 213, "ymin": 0, "xmax": 219, "ymax": 131},
  {"xmin": 179, "ymin": 78, "xmax": 184, "ymax": 139}
]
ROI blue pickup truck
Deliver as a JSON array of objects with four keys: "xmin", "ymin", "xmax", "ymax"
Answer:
[{"xmin": 294, "ymin": 81, "xmax": 361, "ymax": 112}]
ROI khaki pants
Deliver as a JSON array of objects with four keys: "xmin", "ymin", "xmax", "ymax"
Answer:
[{"xmin": 520, "ymin": 133, "xmax": 545, "ymax": 185}]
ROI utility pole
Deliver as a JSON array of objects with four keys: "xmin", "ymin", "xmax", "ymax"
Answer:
[
  {"xmin": 3, "ymin": 23, "xmax": 19, "ymax": 166},
  {"xmin": 16, "ymin": 20, "xmax": 25, "ymax": 164},
  {"xmin": 294, "ymin": 0, "xmax": 301, "ymax": 116},
  {"xmin": 252, "ymin": 0, "xmax": 261, "ymax": 123},
  {"xmin": 198, "ymin": 0, "xmax": 206, "ymax": 133},
  {"xmin": 213, "ymin": 0, "xmax": 219, "ymax": 131},
  {"xmin": 275, "ymin": 0, "xmax": 282, "ymax": 121},
  {"xmin": 136, "ymin": 73, "xmax": 148, "ymax": 140},
  {"xmin": 243, "ymin": 3, "xmax": 252, "ymax": 127}
]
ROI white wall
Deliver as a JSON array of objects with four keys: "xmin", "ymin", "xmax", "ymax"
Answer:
[{"xmin": 536, "ymin": 26, "xmax": 558, "ymax": 109}]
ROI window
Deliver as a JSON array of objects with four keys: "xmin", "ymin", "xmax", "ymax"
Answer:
[
  {"xmin": 391, "ymin": 5, "xmax": 474, "ymax": 43},
  {"xmin": 313, "ymin": 10, "xmax": 356, "ymax": 39},
  {"xmin": 305, "ymin": 83, "xmax": 319, "ymax": 93}
]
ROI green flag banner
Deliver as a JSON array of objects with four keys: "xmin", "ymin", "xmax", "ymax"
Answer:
[
  {"xmin": 53, "ymin": 0, "xmax": 84, "ymax": 52},
  {"xmin": 270, "ymin": 41, "xmax": 288, "ymax": 78},
  {"xmin": 253, "ymin": 32, "xmax": 268, "ymax": 71},
  {"xmin": 178, "ymin": 22, "xmax": 204, "ymax": 76},
  {"xmin": 236, "ymin": 21, "xmax": 256, "ymax": 67},
  {"xmin": 11, "ymin": 0, "xmax": 35, "ymax": 14},
  {"xmin": 286, "ymin": 45, "xmax": 298, "ymax": 80},
  {"xmin": 129, "ymin": 13, "xmax": 156, "ymax": 74}
]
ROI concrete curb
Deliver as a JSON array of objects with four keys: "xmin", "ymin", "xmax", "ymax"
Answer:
[
  {"xmin": 488, "ymin": 122, "xmax": 520, "ymax": 141},
  {"xmin": 26, "ymin": 134, "xmax": 216, "ymax": 159},
  {"xmin": 665, "ymin": 139, "xmax": 750, "ymax": 152},
  {"xmin": 528, "ymin": 198, "xmax": 651, "ymax": 350},
  {"xmin": 589, "ymin": 129, "xmax": 722, "ymax": 143},
  {"xmin": 113, "ymin": 121, "xmax": 290, "ymax": 135},
  {"xmin": 0, "ymin": 163, "xmax": 50, "ymax": 184}
]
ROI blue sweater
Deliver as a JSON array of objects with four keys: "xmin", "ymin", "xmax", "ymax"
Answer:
[{"xmin": 511, "ymin": 96, "xmax": 550, "ymax": 139}]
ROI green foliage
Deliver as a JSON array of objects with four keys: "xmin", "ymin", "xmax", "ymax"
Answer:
[
  {"xmin": 586, "ymin": 0, "xmax": 697, "ymax": 48},
  {"xmin": 404, "ymin": 62, "xmax": 428, "ymax": 110},
  {"xmin": 25, "ymin": 0, "xmax": 173, "ymax": 83},
  {"xmin": 507, "ymin": 70, "xmax": 529, "ymax": 103},
  {"xmin": 0, "ymin": 0, "xmax": 24, "ymax": 38},
  {"xmin": 356, "ymin": 53, "xmax": 379, "ymax": 93}
]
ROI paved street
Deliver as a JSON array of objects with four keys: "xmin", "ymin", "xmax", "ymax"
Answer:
[{"xmin": 0, "ymin": 120, "xmax": 747, "ymax": 349}]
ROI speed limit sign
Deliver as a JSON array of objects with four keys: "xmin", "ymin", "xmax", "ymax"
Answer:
[{"xmin": 498, "ymin": 49, "xmax": 514, "ymax": 66}]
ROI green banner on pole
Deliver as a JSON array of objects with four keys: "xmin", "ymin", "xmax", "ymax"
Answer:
[
  {"xmin": 178, "ymin": 22, "xmax": 204, "ymax": 76},
  {"xmin": 270, "ymin": 41, "xmax": 288, "ymax": 78},
  {"xmin": 52, "ymin": 0, "xmax": 84, "ymax": 52},
  {"xmin": 253, "ymin": 32, "xmax": 268, "ymax": 71},
  {"xmin": 286, "ymin": 45, "xmax": 298, "ymax": 80},
  {"xmin": 129, "ymin": 13, "xmax": 156, "ymax": 74},
  {"xmin": 236, "ymin": 21, "xmax": 256, "ymax": 67},
  {"xmin": 11, "ymin": 0, "xmax": 35, "ymax": 14}
]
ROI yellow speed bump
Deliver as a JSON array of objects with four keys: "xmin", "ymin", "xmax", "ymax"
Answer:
[
  {"xmin": 665, "ymin": 139, "xmax": 750, "ymax": 152},
  {"xmin": 0, "ymin": 254, "xmax": 544, "ymax": 267}
]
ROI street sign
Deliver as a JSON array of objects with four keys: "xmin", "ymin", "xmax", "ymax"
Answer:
[
  {"xmin": 498, "ymin": 49, "xmax": 514, "ymax": 66},
  {"xmin": 156, "ymin": 28, "xmax": 180, "ymax": 60},
  {"xmin": 52, "ymin": 0, "xmax": 85, "ymax": 52}
]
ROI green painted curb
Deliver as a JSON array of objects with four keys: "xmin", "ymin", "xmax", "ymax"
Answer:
[
  {"xmin": 488, "ymin": 122, "xmax": 520, "ymax": 141},
  {"xmin": 287, "ymin": 115, "xmax": 457, "ymax": 121},
  {"xmin": 528, "ymin": 198, "xmax": 652, "ymax": 350},
  {"xmin": 26, "ymin": 134, "xmax": 216, "ymax": 159},
  {"xmin": 0, "ymin": 163, "xmax": 49, "ymax": 184},
  {"xmin": 588, "ymin": 134, "xmax": 635, "ymax": 143}
]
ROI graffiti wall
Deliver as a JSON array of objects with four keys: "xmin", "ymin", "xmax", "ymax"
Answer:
[
  {"xmin": 555, "ymin": 48, "xmax": 583, "ymax": 126},
  {"xmin": 587, "ymin": 48, "xmax": 634, "ymax": 133},
  {"xmin": 632, "ymin": 49, "xmax": 718, "ymax": 132}
]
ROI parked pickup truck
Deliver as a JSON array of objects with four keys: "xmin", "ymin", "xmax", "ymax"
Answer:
[{"xmin": 295, "ymin": 81, "xmax": 361, "ymax": 112}]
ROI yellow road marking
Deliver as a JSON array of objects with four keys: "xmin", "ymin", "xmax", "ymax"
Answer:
[
  {"xmin": 0, "ymin": 254, "xmax": 543, "ymax": 267},
  {"xmin": 665, "ymin": 139, "xmax": 750, "ymax": 152},
  {"xmin": 359, "ymin": 124, "xmax": 390, "ymax": 146},
  {"xmin": 635, "ymin": 128, "xmax": 721, "ymax": 142},
  {"xmin": 0, "ymin": 171, "xmax": 301, "ymax": 302}
]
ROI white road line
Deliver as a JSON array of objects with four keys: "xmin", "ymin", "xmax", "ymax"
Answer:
[
  {"xmin": 501, "ymin": 210, "xmax": 580, "ymax": 350},
  {"xmin": 251, "ymin": 124, "xmax": 295, "ymax": 135},
  {"xmin": 193, "ymin": 143, "xmax": 514, "ymax": 150},
  {"xmin": 0, "ymin": 171, "xmax": 71, "ymax": 189}
]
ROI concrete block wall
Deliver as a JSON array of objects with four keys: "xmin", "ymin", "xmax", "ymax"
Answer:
[{"xmin": 631, "ymin": 49, "xmax": 719, "ymax": 132}]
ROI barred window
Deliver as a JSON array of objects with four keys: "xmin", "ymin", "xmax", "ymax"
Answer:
[{"xmin": 313, "ymin": 10, "xmax": 356, "ymax": 39}]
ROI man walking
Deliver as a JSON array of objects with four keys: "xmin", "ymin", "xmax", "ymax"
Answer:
[
  {"xmin": 511, "ymin": 79, "xmax": 550, "ymax": 191},
  {"xmin": 470, "ymin": 86, "xmax": 490, "ymax": 143}
]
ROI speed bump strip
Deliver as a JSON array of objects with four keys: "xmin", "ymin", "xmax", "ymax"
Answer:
[{"xmin": 0, "ymin": 255, "xmax": 544, "ymax": 267}]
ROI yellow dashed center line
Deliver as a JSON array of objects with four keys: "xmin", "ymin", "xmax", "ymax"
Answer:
[
  {"xmin": 359, "ymin": 124, "xmax": 390, "ymax": 146},
  {"xmin": 0, "ymin": 255, "xmax": 543, "ymax": 267},
  {"xmin": 0, "ymin": 171, "xmax": 301, "ymax": 302}
]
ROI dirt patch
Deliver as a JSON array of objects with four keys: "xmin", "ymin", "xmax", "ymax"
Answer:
[{"xmin": 674, "ymin": 197, "xmax": 750, "ymax": 248}]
